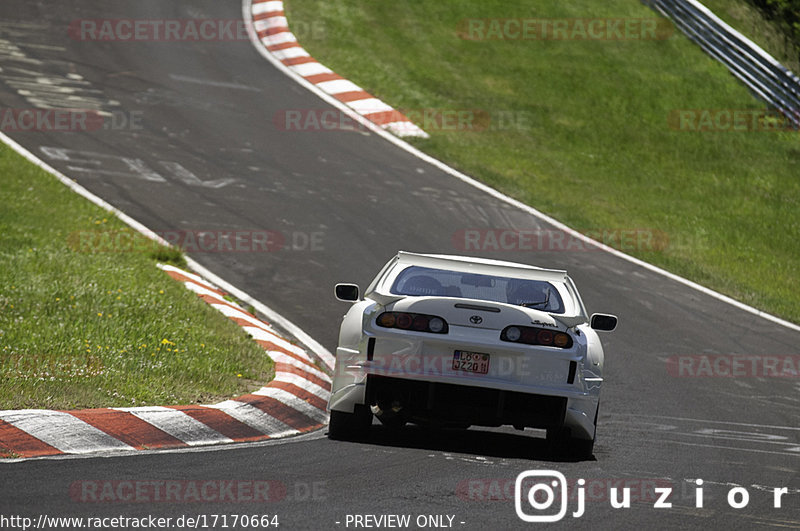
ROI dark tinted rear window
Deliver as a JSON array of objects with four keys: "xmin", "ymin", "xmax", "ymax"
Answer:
[{"xmin": 390, "ymin": 266, "xmax": 565, "ymax": 313}]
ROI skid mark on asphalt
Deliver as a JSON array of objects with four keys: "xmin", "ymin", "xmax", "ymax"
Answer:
[
  {"xmin": 39, "ymin": 146, "xmax": 238, "ymax": 188},
  {"xmin": 607, "ymin": 414, "xmax": 800, "ymax": 457},
  {"xmin": 169, "ymin": 73, "xmax": 262, "ymax": 92},
  {"xmin": 0, "ymin": 34, "xmax": 118, "ymax": 111}
]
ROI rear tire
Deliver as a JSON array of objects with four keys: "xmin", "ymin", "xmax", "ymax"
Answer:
[
  {"xmin": 568, "ymin": 436, "xmax": 595, "ymax": 460},
  {"xmin": 546, "ymin": 403, "xmax": 598, "ymax": 460},
  {"xmin": 327, "ymin": 405, "xmax": 372, "ymax": 441},
  {"xmin": 547, "ymin": 427, "xmax": 594, "ymax": 459}
]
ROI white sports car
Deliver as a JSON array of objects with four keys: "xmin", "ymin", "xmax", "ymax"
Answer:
[{"xmin": 328, "ymin": 251, "xmax": 617, "ymax": 458}]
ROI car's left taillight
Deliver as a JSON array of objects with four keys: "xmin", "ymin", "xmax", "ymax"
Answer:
[{"xmin": 376, "ymin": 312, "xmax": 449, "ymax": 334}]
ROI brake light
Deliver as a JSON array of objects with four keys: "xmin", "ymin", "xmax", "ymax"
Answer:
[
  {"xmin": 395, "ymin": 313, "xmax": 412, "ymax": 329},
  {"xmin": 412, "ymin": 315, "xmax": 428, "ymax": 331},
  {"xmin": 501, "ymin": 325, "xmax": 572, "ymax": 348},
  {"xmin": 376, "ymin": 312, "xmax": 449, "ymax": 334},
  {"xmin": 537, "ymin": 329, "xmax": 553, "ymax": 345}
]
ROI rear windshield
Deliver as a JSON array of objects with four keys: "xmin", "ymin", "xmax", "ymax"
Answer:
[{"xmin": 389, "ymin": 266, "xmax": 566, "ymax": 314}]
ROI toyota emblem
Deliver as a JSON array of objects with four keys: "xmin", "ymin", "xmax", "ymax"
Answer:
[{"xmin": 469, "ymin": 315, "xmax": 483, "ymax": 324}]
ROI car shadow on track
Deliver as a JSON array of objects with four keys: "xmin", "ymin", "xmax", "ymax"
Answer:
[{"xmin": 330, "ymin": 423, "xmax": 596, "ymax": 463}]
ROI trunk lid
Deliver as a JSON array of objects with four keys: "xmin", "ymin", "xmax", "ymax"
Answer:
[{"xmin": 387, "ymin": 296, "xmax": 569, "ymax": 332}]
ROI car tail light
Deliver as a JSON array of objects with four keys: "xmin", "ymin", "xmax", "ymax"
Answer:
[
  {"xmin": 412, "ymin": 315, "xmax": 428, "ymax": 331},
  {"xmin": 553, "ymin": 333, "xmax": 570, "ymax": 348},
  {"xmin": 505, "ymin": 326, "xmax": 522, "ymax": 342},
  {"xmin": 377, "ymin": 312, "xmax": 396, "ymax": 328},
  {"xmin": 376, "ymin": 312, "xmax": 449, "ymax": 334},
  {"xmin": 428, "ymin": 317, "xmax": 445, "ymax": 333},
  {"xmin": 537, "ymin": 329, "xmax": 554, "ymax": 345},
  {"xmin": 395, "ymin": 313, "xmax": 412, "ymax": 329},
  {"xmin": 501, "ymin": 325, "xmax": 573, "ymax": 348}
]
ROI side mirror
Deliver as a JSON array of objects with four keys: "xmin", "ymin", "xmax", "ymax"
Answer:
[
  {"xmin": 590, "ymin": 313, "xmax": 618, "ymax": 332},
  {"xmin": 335, "ymin": 283, "xmax": 360, "ymax": 302}
]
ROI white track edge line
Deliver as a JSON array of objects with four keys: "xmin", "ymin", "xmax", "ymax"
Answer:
[
  {"xmin": 242, "ymin": 0, "xmax": 800, "ymax": 335},
  {"xmin": 184, "ymin": 257, "xmax": 334, "ymax": 369},
  {"xmin": 0, "ymin": 132, "xmax": 171, "ymax": 248}
]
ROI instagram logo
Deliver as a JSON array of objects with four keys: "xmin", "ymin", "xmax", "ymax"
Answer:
[
  {"xmin": 512, "ymin": 470, "xmax": 793, "ymax": 520},
  {"xmin": 515, "ymin": 470, "xmax": 574, "ymax": 522}
]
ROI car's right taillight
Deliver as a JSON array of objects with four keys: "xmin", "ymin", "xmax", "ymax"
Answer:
[{"xmin": 501, "ymin": 325, "xmax": 573, "ymax": 348}]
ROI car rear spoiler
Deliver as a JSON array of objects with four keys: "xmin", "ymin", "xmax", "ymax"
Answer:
[
  {"xmin": 368, "ymin": 292, "xmax": 405, "ymax": 306},
  {"xmin": 552, "ymin": 315, "xmax": 589, "ymax": 328}
]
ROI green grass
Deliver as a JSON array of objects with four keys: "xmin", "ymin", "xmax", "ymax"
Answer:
[
  {"xmin": 702, "ymin": 0, "xmax": 800, "ymax": 74},
  {"xmin": 287, "ymin": 0, "xmax": 800, "ymax": 324},
  {"xmin": 0, "ymin": 143, "xmax": 274, "ymax": 410}
]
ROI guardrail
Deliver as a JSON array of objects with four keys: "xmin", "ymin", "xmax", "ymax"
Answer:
[{"xmin": 645, "ymin": 0, "xmax": 800, "ymax": 128}]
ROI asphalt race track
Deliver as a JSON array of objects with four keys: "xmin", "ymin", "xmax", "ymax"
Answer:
[{"xmin": 1, "ymin": 1, "xmax": 799, "ymax": 529}]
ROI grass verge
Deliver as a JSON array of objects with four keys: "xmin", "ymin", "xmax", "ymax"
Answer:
[
  {"xmin": 701, "ymin": 0, "xmax": 800, "ymax": 75},
  {"xmin": 0, "ymin": 143, "xmax": 273, "ymax": 410},
  {"xmin": 286, "ymin": 0, "xmax": 800, "ymax": 324}
]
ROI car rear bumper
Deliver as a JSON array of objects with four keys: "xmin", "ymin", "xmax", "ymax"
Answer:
[
  {"xmin": 367, "ymin": 374, "xmax": 567, "ymax": 429},
  {"xmin": 329, "ymin": 373, "xmax": 598, "ymax": 440}
]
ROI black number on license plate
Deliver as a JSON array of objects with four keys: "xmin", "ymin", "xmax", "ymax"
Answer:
[{"xmin": 452, "ymin": 350, "xmax": 490, "ymax": 374}]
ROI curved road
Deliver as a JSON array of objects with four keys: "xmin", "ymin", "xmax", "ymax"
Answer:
[{"xmin": 1, "ymin": 1, "xmax": 799, "ymax": 529}]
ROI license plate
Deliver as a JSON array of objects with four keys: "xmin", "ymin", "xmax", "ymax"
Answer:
[{"xmin": 452, "ymin": 350, "xmax": 490, "ymax": 374}]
